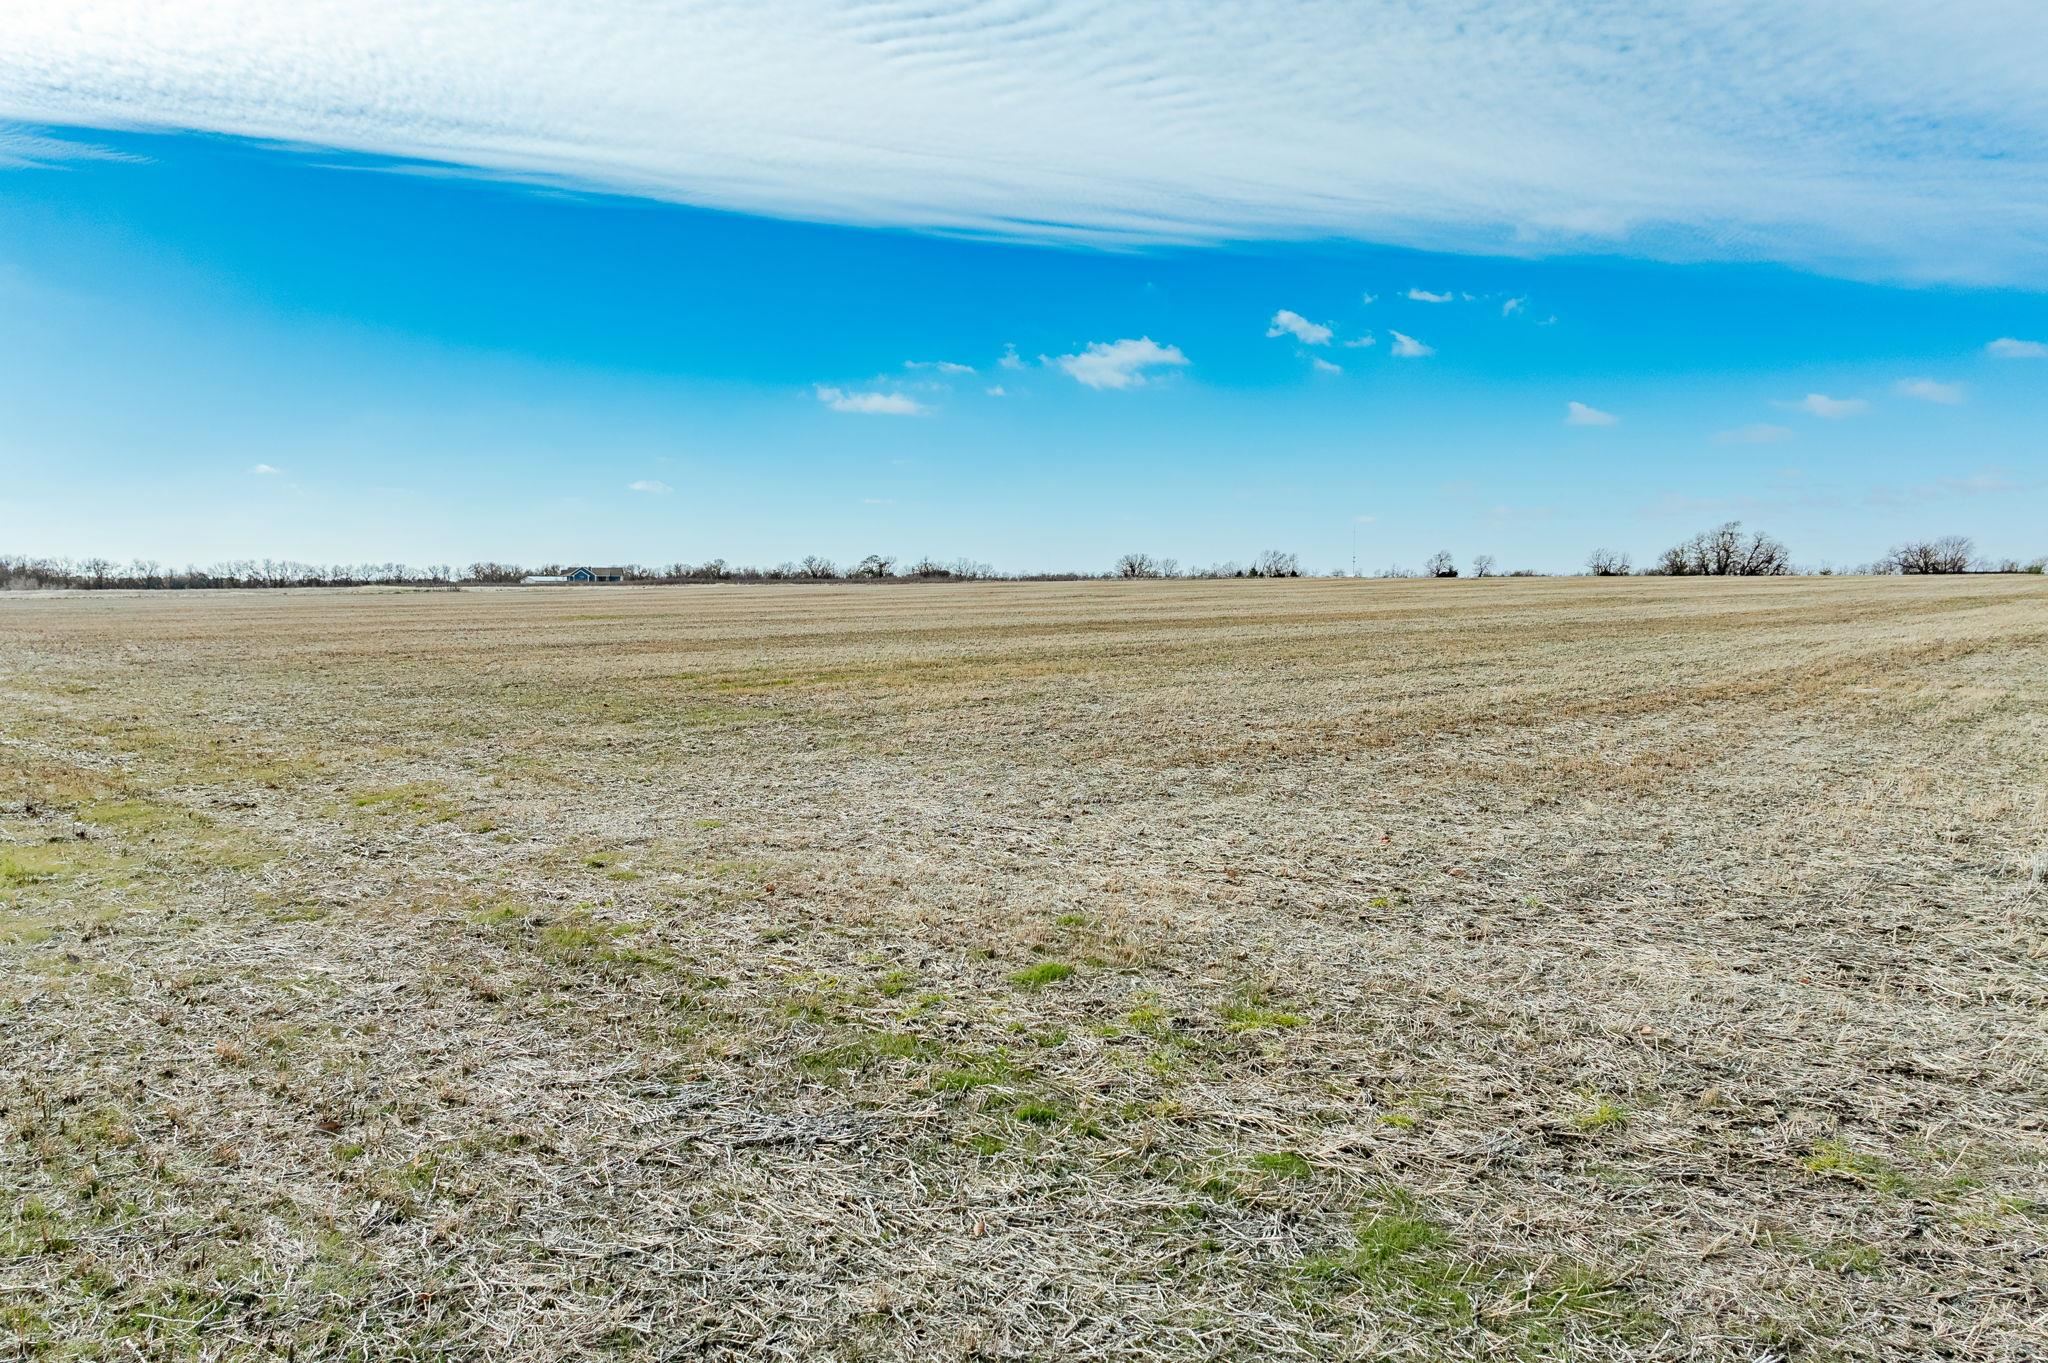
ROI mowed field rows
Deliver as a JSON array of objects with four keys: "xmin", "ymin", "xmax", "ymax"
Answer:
[{"xmin": 2, "ymin": 577, "xmax": 2045, "ymax": 1361}]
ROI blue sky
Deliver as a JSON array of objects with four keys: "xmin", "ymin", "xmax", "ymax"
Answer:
[{"xmin": 2, "ymin": 3, "xmax": 2045, "ymax": 573}]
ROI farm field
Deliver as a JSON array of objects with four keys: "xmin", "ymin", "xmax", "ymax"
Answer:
[{"xmin": 2, "ymin": 576, "xmax": 2045, "ymax": 1361}]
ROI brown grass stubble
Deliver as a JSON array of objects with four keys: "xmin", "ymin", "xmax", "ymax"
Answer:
[{"xmin": 0, "ymin": 574, "xmax": 2043, "ymax": 1360}]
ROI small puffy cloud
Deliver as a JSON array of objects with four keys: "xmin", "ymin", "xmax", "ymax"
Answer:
[
  {"xmin": 249, "ymin": 463, "xmax": 281, "ymax": 475},
  {"xmin": 1715, "ymin": 423, "xmax": 1793, "ymax": 444},
  {"xmin": 1360, "ymin": 292, "xmax": 1377, "ymax": 305},
  {"xmin": 1266, "ymin": 309, "xmax": 1332, "ymax": 345},
  {"xmin": 815, "ymin": 384, "xmax": 928, "ymax": 415},
  {"xmin": 998, "ymin": 344, "xmax": 1026, "ymax": 370},
  {"xmin": 1985, "ymin": 337, "xmax": 2047, "ymax": 359},
  {"xmin": 1786, "ymin": 392, "xmax": 1868, "ymax": 419},
  {"xmin": 1895, "ymin": 377, "xmax": 1964, "ymax": 404},
  {"xmin": 1052, "ymin": 336, "xmax": 1189, "ymax": 390},
  {"xmin": 985, "ymin": 384, "xmax": 1007, "ymax": 397},
  {"xmin": 1565, "ymin": 401, "xmax": 1618, "ymax": 426},
  {"xmin": 1341, "ymin": 332, "xmax": 1377, "ymax": 348},
  {"xmin": 1406, "ymin": 288, "xmax": 1452, "ymax": 303},
  {"xmin": 906, "ymin": 359, "xmax": 975, "ymax": 374},
  {"xmin": 1501, "ymin": 296, "xmax": 1526, "ymax": 317},
  {"xmin": 628, "ymin": 479, "xmax": 673, "ymax": 494},
  {"xmin": 1389, "ymin": 331, "xmax": 1434, "ymax": 358},
  {"xmin": 1310, "ymin": 357, "xmax": 1342, "ymax": 374}
]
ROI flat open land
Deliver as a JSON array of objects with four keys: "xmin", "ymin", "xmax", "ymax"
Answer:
[{"xmin": 3, "ymin": 576, "xmax": 2045, "ymax": 1361}]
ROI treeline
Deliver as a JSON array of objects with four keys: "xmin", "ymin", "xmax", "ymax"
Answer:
[
  {"xmin": 1577, "ymin": 526, "xmax": 2043, "ymax": 578},
  {"xmin": 3, "ymin": 525, "xmax": 2041, "ymax": 591},
  {"xmin": 0, "ymin": 556, "xmax": 459, "ymax": 592},
  {"xmin": 467, "ymin": 555, "xmax": 1008, "ymax": 583}
]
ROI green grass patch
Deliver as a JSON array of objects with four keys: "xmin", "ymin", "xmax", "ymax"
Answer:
[
  {"xmin": 349, "ymin": 783, "xmax": 460, "ymax": 822},
  {"xmin": 1221, "ymin": 998, "xmax": 1301, "ymax": 1032},
  {"xmin": 935, "ymin": 1050, "xmax": 1026, "ymax": 1093},
  {"xmin": 1291, "ymin": 1186, "xmax": 1652, "ymax": 1345},
  {"xmin": 798, "ymin": 1030, "xmax": 928, "ymax": 1076},
  {"xmin": 1296, "ymin": 1199, "xmax": 1475, "ymax": 1322},
  {"xmin": 0, "ymin": 846, "xmax": 72, "ymax": 889},
  {"xmin": 1571, "ymin": 1095, "xmax": 1629, "ymax": 1132},
  {"xmin": 1010, "ymin": 961, "xmax": 1075, "ymax": 990},
  {"xmin": 77, "ymin": 798, "xmax": 199, "ymax": 834},
  {"xmin": 1811, "ymin": 1240, "xmax": 1884, "ymax": 1274},
  {"xmin": 1802, "ymin": 1140, "xmax": 1911, "ymax": 1194}
]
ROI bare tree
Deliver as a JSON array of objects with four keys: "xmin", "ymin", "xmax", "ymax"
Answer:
[
  {"xmin": 798, "ymin": 555, "xmax": 839, "ymax": 579},
  {"xmin": 1254, "ymin": 549, "xmax": 1300, "ymax": 578},
  {"xmin": 1426, "ymin": 551, "xmax": 1457, "ymax": 578},
  {"xmin": 1655, "ymin": 522, "xmax": 1791, "ymax": 576},
  {"xmin": 1585, "ymin": 548, "xmax": 1632, "ymax": 576},
  {"xmin": 1471, "ymin": 554, "xmax": 1497, "ymax": 578},
  {"xmin": 1884, "ymin": 535, "xmax": 1974, "ymax": 574},
  {"xmin": 1115, "ymin": 553, "xmax": 1162, "ymax": 579},
  {"xmin": 850, "ymin": 554, "xmax": 895, "ymax": 579}
]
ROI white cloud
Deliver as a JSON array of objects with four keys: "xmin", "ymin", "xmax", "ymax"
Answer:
[
  {"xmin": 0, "ymin": 126, "xmax": 137, "ymax": 169},
  {"xmin": 1265, "ymin": 309, "xmax": 1332, "ymax": 345},
  {"xmin": 1786, "ymin": 392, "xmax": 1869, "ymax": 419},
  {"xmin": 1341, "ymin": 332, "xmax": 1377, "ymax": 349},
  {"xmin": 1986, "ymin": 337, "xmax": 2048, "ymax": 359},
  {"xmin": 1565, "ymin": 401, "xmax": 1618, "ymax": 426},
  {"xmin": 1389, "ymin": 331, "xmax": 1434, "ymax": 358},
  {"xmin": 1406, "ymin": 288, "xmax": 1453, "ymax": 303},
  {"xmin": 1895, "ymin": 377, "xmax": 1964, "ymax": 404},
  {"xmin": 1714, "ymin": 423, "xmax": 1793, "ymax": 444},
  {"xmin": 628, "ymin": 478, "xmax": 672, "ymax": 494},
  {"xmin": 1310, "ymin": 357, "xmax": 1342, "ymax": 374},
  {"xmin": 1501, "ymin": 296, "xmax": 1526, "ymax": 317},
  {"xmin": 249, "ymin": 463, "xmax": 281, "ymax": 475},
  {"xmin": 1051, "ymin": 337, "xmax": 1188, "ymax": 390},
  {"xmin": 7, "ymin": 5, "xmax": 2042, "ymax": 284},
  {"xmin": 1864, "ymin": 470, "xmax": 2021, "ymax": 507},
  {"xmin": 906, "ymin": 359, "xmax": 974, "ymax": 375},
  {"xmin": 814, "ymin": 384, "xmax": 928, "ymax": 415},
  {"xmin": 1360, "ymin": 292, "xmax": 1377, "ymax": 305},
  {"xmin": 998, "ymin": 344, "xmax": 1025, "ymax": 370},
  {"xmin": 984, "ymin": 384, "xmax": 1007, "ymax": 397}
]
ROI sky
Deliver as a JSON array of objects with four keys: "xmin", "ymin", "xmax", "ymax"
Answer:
[{"xmin": 1, "ymin": 2, "xmax": 2044, "ymax": 575}]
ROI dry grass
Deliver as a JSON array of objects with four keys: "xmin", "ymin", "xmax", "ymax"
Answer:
[{"xmin": 2, "ymin": 575, "xmax": 2044, "ymax": 1361}]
